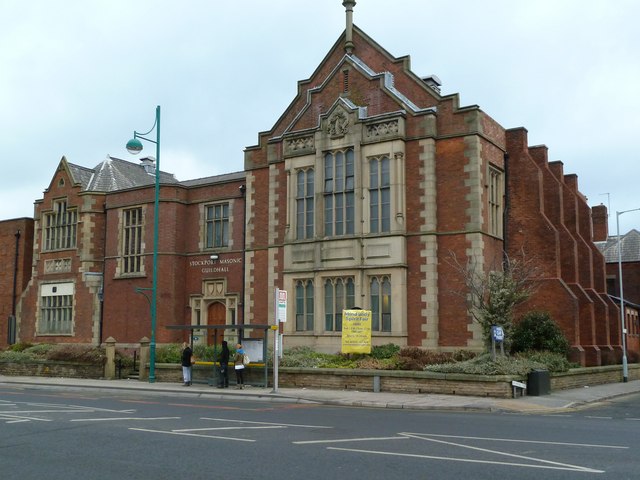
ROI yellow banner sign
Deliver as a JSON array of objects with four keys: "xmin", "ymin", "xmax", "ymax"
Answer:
[{"xmin": 341, "ymin": 309, "xmax": 372, "ymax": 354}]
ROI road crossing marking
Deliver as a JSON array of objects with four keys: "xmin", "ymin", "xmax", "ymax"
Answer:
[
  {"xmin": 201, "ymin": 417, "xmax": 332, "ymax": 429},
  {"xmin": 326, "ymin": 447, "xmax": 604, "ymax": 473},
  {"xmin": 398, "ymin": 432, "xmax": 608, "ymax": 473},
  {"xmin": 129, "ymin": 427, "xmax": 255, "ymax": 442},
  {"xmin": 0, "ymin": 413, "xmax": 51, "ymax": 422},
  {"xmin": 71, "ymin": 417, "xmax": 180, "ymax": 422},
  {"xmin": 399, "ymin": 432, "xmax": 629, "ymax": 449},
  {"xmin": 294, "ymin": 436, "xmax": 408, "ymax": 445},
  {"xmin": 173, "ymin": 426, "xmax": 285, "ymax": 432}
]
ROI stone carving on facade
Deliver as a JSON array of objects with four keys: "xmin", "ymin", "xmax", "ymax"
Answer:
[
  {"xmin": 285, "ymin": 135, "xmax": 314, "ymax": 155},
  {"xmin": 44, "ymin": 258, "xmax": 72, "ymax": 274},
  {"xmin": 366, "ymin": 120, "xmax": 399, "ymax": 138},
  {"xmin": 326, "ymin": 111, "xmax": 350, "ymax": 137},
  {"xmin": 205, "ymin": 280, "xmax": 225, "ymax": 298}
]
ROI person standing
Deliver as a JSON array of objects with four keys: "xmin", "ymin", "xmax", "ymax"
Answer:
[
  {"xmin": 181, "ymin": 342, "xmax": 193, "ymax": 386},
  {"xmin": 218, "ymin": 340, "xmax": 230, "ymax": 388},
  {"xmin": 234, "ymin": 343, "xmax": 246, "ymax": 389}
]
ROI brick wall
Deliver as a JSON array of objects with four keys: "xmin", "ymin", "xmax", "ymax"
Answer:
[{"xmin": 0, "ymin": 218, "xmax": 33, "ymax": 348}]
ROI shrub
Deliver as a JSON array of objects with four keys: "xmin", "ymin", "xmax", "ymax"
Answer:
[
  {"xmin": 396, "ymin": 348, "xmax": 478, "ymax": 371},
  {"xmin": 511, "ymin": 311, "xmax": 570, "ymax": 356},
  {"xmin": 8, "ymin": 342, "xmax": 33, "ymax": 353},
  {"xmin": 43, "ymin": 344, "xmax": 106, "ymax": 364},
  {"xmin": 23, "ymin": 343, "xmax": 57, "ymax": 357},
  {"xmin": 279, "ymin": 346, "xmax": 335, "ymax": 368},
  {"xmin": 425, "ymin": 353, "xmax": 547, "ymax": 376},
  {"xmin": 192, "ymin": 344, "xmax": 217, "ymax": 362},
  {"xmin": 155, "ymin": 344, "xmax": 182, "ymax": 363},
  {"xmin": 355, "ymin": 357, "xmax": 399, "ymax": 370},
  {"xmin": 425, "ymin": 350, "xmax": 572, "ymax": 375},
  {"xmin": 515, "ymin": 351, "xmax": 572, "ymax": 373},
  {"xmin": 370, "ymin": 343, "xmax": 400, "ymax": 359},
  {"xmin": 0, "ymin": 350, "xmax": 34, "ymax": 362}
]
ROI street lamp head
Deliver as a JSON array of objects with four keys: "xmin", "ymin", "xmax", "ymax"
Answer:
[{"xmin": 126, "ymin": 137, "xmax": 144, "ymax": 155}]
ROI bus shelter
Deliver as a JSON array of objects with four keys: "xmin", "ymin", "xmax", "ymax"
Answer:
[{"xmin": 166, "ymin": 324, "xmax": 273, "ymax": 388}]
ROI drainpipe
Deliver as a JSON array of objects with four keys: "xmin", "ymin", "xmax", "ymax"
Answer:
[{"xmin": 9, "ymin": 230, "xmax": 20, "ymax": 344}]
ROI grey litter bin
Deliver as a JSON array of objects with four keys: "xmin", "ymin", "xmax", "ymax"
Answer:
[{"xmin": 527, "ymin": 369, "xmax": 550, "ymax": 396}]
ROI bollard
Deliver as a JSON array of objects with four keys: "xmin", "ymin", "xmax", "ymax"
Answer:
[
  {"xmin": 373, "ymin": 375, "xmax": 381, "ymax": 393},
  {"xmin": 104, "ymin": 337, "xmax": 116, "ymax": 380}
]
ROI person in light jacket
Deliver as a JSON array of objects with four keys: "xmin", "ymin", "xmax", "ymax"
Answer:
[{"xmin": 233, "ymin": 343, "xmax": 246, "ymax": 389}]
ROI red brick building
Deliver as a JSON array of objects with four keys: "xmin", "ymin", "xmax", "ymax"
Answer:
[
  {"xmin": 17, "ymin": 156, "xmax": 246, "ymax": 349},
  {"xmin": 0, "ymin": 218, "xmax": 33, "ymax": 348},
  {"xmin": 4, "ymin": 4, "xmax": 635, "ymax": 366}
]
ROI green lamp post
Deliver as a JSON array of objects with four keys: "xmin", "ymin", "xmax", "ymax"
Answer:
[{"xmin": 126, "ymin": 105, "xmax": 161, "ymax": 383}]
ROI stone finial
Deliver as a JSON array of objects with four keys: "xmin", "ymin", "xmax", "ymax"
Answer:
[{"xmin": 343, "ymin": 0, "xmax": 356, "ymax": 54}]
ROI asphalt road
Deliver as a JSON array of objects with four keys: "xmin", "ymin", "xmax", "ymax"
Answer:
[{"xmin": 1, "ymin": 384, "xmax": 639, "ymax": 480}]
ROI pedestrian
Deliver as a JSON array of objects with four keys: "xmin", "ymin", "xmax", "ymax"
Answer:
[
  {"xmin": 181, "ymin": 342, "xmax": 193, "ymax": 386},
  {"xmin": 234, "ymin": 343, "xmax": 247, "ymax": 389},
  {"xmin": 218, "ymin": 340, "xmax": 230, "ymax": 388}
]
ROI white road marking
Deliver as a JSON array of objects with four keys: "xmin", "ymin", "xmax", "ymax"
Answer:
[
  {"xmin": 201, "ymin": 417, "xmax": 332, "ymax": 429},
  {"xmin": 0, "ymin": 409, "xmax": 98, "ymax": 414},
  {"xmin": 326, "ymin": 447, "xmax": 604, "ymax": 473},
  {"xmin": 6, "ymin": 419, "xmax": 30, "ymax": 424},
  {"xmin": 400, "ymin": 432, "xmax": 628, "ymax": 449},
  {"xmin": 0, "ymin": 414, "xmax": 51, "ymax": 422},
  {"xmin": 173, "ymin": 426, "xmax": 285, "ymax": 432},
  {"xmin": 129, "ymin": 427, "xmax": 255, "ymax": 442},
  {"xmin": 400, "ymin": 432, "xmax": 605, "ymax": 473},
  {"xmin": 71, "ymin": 417, "xmax": 180, "ymax": 422},
  {"xmin": 66, "ymin": 404, "xmax": 137, "ymax": 414},
  {"xmin": 294, "ymin": 436, "xmax": 408, "ymax": 445},
  {"xmin": 585, "ymin": 416, "xmax": 612, "ymax": 420}
]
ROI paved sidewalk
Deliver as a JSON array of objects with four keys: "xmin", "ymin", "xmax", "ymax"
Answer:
[{"xmin": 2, "ymin": 375, "xmax": 640, "ymax": 413}]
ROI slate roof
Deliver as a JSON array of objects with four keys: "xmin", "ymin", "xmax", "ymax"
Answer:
[
  {"xmin": 66, "ymin": 163, "xmax": 95, "ymax": 189},
  {"xmin": 64, "ymin": 156, "xmax": 243, "ymax": 193},
  {"xmin": 181, "ymin": 171, "xmax": 245, "ymax": 187},
  {"xmin": 594, "ymin": 229, "xmax": 640, "ymax": 263},
  {"xmin": 67, "ymin": 156, "xmax": 178, "ymax": 193}
]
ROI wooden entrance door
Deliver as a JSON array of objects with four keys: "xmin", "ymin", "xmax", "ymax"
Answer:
[{"xmin": 207, "ymin": 301, "xmax": 226, "ymax": 344}]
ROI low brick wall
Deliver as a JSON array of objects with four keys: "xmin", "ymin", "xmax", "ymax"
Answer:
[
  {"xmin": 0, "ymin": 359, "xmax": 104, "ymax": 379},
  {"xmin": 2, "ymin": 360, "xmax": 638, "ymax": 399},
  {"xmin": 277, "ymin": 368, "xmax": 518, "ymax": 398},
  {"xmin": 551, "ymin": 364, "xmax": 640, "ymax": 390}
]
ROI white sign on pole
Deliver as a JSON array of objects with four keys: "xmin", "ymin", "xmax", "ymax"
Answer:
[{"xmin": 277, "ymin": 289, "xmax": 287, "ymax": 323}]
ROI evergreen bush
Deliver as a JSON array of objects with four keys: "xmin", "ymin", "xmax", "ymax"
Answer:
[{"xmin": 511, "ymin": 311, "xmax": 570, "ymax": 355}]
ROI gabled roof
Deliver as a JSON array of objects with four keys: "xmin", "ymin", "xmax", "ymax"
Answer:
[
  {"xmin": 249, "ymin": 25, "xmax": 444, "ymax": 149},
  {"xmin": 595, "ymin": 229, "xmax": 640, "ymax": 263}
]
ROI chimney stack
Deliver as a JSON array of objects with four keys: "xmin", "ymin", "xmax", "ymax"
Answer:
[{"xmin": 592, "ymin": 204, "xmax": 609, "ymax": 241}]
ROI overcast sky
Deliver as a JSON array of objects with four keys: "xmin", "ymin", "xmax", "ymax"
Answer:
[{"xmin": 2, "ymin": 0, "xmax": 639, "ymax": 233}]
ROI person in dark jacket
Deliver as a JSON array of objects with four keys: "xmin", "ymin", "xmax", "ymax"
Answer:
[
  {"xmin": 218, "ymin": 341, "xmax": 230, "ymax": 388},
  {"xmin": 181, "ymin": 342, "xmax": 193, "ymax": 386}
]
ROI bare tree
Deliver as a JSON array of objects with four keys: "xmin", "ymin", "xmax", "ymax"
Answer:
[{"xmin": 447, "ymin": 250, "xmax": 541, "ymax": 350}]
